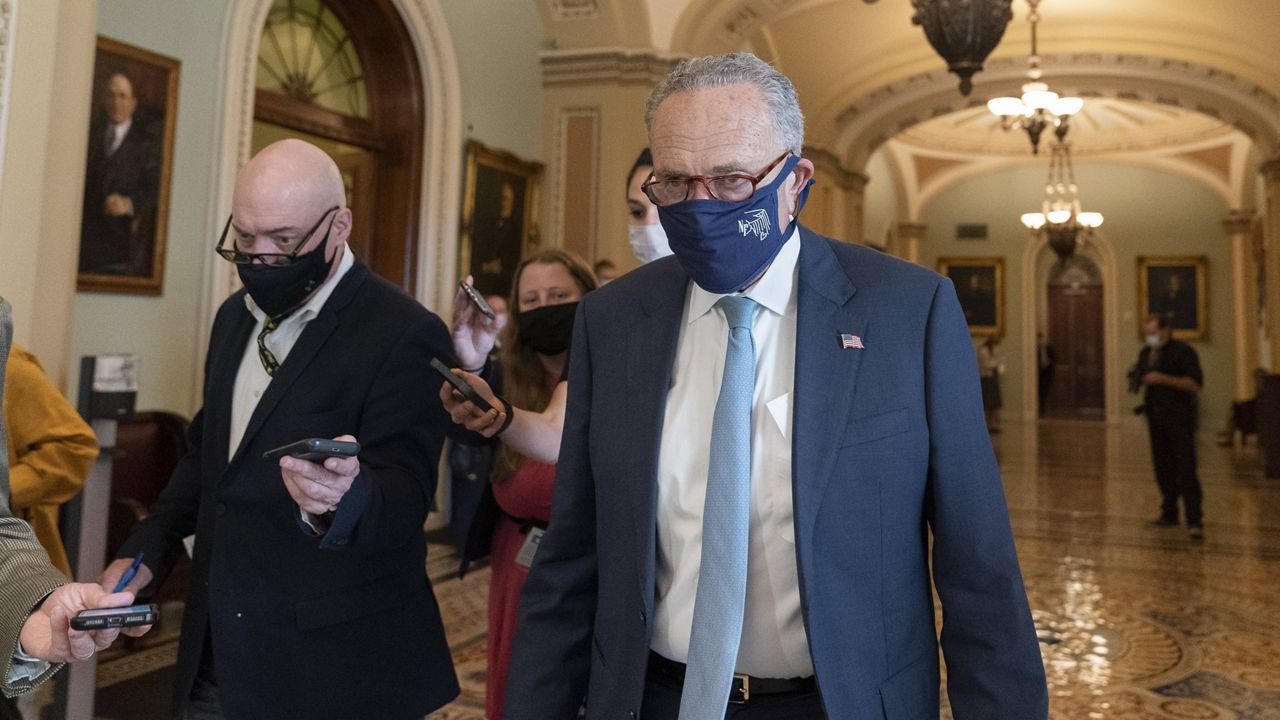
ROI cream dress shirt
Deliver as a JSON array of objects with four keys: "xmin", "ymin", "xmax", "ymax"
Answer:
[{"xmin": 650, "ymin": 230, "xmax": 814, "ymax": 679}]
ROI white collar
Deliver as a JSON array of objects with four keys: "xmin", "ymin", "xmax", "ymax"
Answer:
[
  {"xmin": 687, "ymin": 225, "xmax": 800, "ymax": 324},
  {"xmin": 243, "ymin": 243, "xmax": 354, "ymax": 323}
]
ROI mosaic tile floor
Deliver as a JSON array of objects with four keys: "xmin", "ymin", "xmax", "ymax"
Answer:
[{"xmin": 88, "ymin": 419, "xmax": 1280, "ymax": 719}]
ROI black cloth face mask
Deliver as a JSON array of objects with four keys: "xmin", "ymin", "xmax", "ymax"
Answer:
[
  {"xmin": 517, "ymin": 301, "xmax": 578, "ymax": 356},
  {"xmin": 237, "ymin": 238, "xmax": 337, "ymax": 319}
]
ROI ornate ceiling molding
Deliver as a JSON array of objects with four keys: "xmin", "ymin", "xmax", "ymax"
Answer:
[
  {"xmin": 834, "ymin": 52, "xmax": 1280, "ymax": 169},
  {"xmin": 551, "ymin": 0, "xmax": 600, "ymax": 20},
  {"xmin": 541, "ymin": 48, "xmax": 679, "ymax": 87}
]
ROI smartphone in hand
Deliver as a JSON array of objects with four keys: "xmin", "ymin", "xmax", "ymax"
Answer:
[
  {"xmin": 459, "ymin": 281, "xmax": 497, "ymax": 318},
  {"xmin": 262, "ymin": 438, "xmax": 361, "ymax": 462},
  {"xmin": 70, "ymin": 603, "xmax": 159, "ymax": 631},
  {"xmin": 431, "ymin": 357, "xmax": 495, "ymax": 413}
]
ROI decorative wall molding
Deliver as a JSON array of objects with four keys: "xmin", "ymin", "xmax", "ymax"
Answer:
[
  {"xmin": 0, "ymin": 0, "xmax": 17, "ymax": 190},
  {"xmin": 835, "ymin": 53, "xmax": 1280, "ymax": 170},
  {"xmin": 541, "ymin": 48, "xmax": 678, "ymax": 87},
  {"xmin": 552, "ymin": 106, "xmax": 601, "ymax": 257},
  {"xmin": 803, "ymin": 145, "xmax": 868, "ymax": 192},
  {"xmin": 550, "ymin": 0, "xmax": 600, "ymax": 20}
]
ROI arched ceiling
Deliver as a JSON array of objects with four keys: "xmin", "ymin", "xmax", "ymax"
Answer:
[{"xmin": 538, "ymin": 0, "xmax": 1280, "ymax": 164}]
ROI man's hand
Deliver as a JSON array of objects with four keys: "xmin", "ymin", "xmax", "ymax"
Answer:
[
  {"xmin": 18, "ymin": 585, "xmax": 143, "ymax": 663},
  {"xmin": 1143, "ymin": 371, "xmax": 1199, "ymax": 393},
  {"xmin": 280, "ymin": 434, "xmax": 360, "ymax": 515},
  {"xmin": 103, "ymin": 193, "xmax": 134, "ymax": 217},
  {"xmin": 439, "ymin": 370, "xmax": 506, "ymax": 437},
  {"xmin": 451, "ymin": 274, "xmax": 500, "ymax": 371}
]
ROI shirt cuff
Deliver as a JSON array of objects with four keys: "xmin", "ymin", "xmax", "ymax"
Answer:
[{"xmin": 8, "ymin": 641, "xmax": 51, "ymax": 684}]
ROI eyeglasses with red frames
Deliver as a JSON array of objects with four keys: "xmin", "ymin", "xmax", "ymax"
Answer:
[
  {"xmin": 215, "ymin": 206, "xmax": 339, "ymax": 266},
  {"xmin": 641, "ymin": 152, "xmax": 792, "ymax": 207}
]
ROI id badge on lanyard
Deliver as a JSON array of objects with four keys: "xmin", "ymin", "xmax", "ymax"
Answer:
[{"xmin": 514, "ymin": 527, "xmax": 545, "ymax": 569}]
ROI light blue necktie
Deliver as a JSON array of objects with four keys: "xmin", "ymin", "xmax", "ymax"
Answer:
[{"xmin": 679, "ymin": 295, "xmax": 757, "ymax": 720}]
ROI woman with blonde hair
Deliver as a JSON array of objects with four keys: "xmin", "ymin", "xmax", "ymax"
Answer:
[{"xmin": 444, "ymin": 248, "xmax": 596, "ymax": 720}]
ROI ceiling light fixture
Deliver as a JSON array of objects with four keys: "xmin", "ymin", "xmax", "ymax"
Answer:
[
  {"xmin": 911, "ymin": 0, "xmax": 1014, "ymax": 96},
  {"xmin": 986, "ymin": 0, "xmax": 1083, "ymax": 154},
  {"xmin": 1021, "ymin": 141, "xmax": 1103, "ymax": 258}
]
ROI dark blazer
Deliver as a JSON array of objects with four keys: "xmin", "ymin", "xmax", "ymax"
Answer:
[
  {"xmin": 506, "ymin": 228, "xmax": 1048, "ymax": 719},
  {"xmin": 119, "ymin": 261, "xmax": 460, "ymax": 720},
  {"xmin": 79, "ymin": 115, "xmax": 160, "ymax": 275}
]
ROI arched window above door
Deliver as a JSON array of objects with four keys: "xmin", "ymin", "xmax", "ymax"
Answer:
[{"xmin": 256, "ymin": 0, "xmax": 369, "ymax": 119}]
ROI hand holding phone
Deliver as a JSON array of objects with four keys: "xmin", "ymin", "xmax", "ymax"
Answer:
[
  {"xmin": 70, "ymin": 603, "xmax": 159, "ymax": 631},
  {"xmin": 431, "ymin": 357, "xmax": 495, "ymax": 413},
  {"xmin": 263, "ymin": 438, "xmax": 361, "ymax": 462},
  {"xmin": 459, "ymin": 281, "xmax": 496, "ymax": 319}
]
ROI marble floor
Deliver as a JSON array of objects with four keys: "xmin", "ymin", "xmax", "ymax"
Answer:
[{"xmin": 87, "ymin": 418, "xmax": 1280, "ymax": 719}]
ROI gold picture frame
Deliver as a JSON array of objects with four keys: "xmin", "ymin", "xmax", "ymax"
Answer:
[
  {"xmin": 1137, "ymin": 255, "xmax": 1208, "ymax": 341},
  {"xmin": 459, "ymin": 140, "xmax": 543, "ymax": 299},
  {"xmin": 937, "ymin": 256, "xmax": 1005, "ymax": 338},
  {"xmin": 76, "ymin": 36, "xmax": 180, "ymax": 295}
]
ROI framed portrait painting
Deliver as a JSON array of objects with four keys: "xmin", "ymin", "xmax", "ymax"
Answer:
[
  {"xmin": 1138, "ymin": 256, "xmax": 1207, "ymax": 340},
  {"xmin": 76, "ymin": 36, "xmax": 180, "ymax": 295},
  {"xmin": 459, "ymin": 140, "xmax": 543, "ymax": 299},
  {"xmin": 937, "ymin": 257, "xmax": 1005, "ymax": 338}
]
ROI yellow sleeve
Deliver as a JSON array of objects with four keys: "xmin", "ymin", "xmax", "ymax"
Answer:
[{"xmin": 4, "ymin": 347, "xmax": 98, "ymax": 511}]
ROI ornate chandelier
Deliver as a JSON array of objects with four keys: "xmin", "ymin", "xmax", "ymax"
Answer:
[
  {"xmin": 1021, "ymin": 141, "xmax": 1103, "ymax": 259},
  {"xmin": 986, "ymin": 0, "xmax": 1083, "ymax": 154},
  {"xmin": 911, "ymin": 0, "xmax": 1014, "ymax": 96}
]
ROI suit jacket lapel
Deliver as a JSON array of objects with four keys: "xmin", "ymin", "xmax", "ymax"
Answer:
[
  {"xmin": 626, "ymin": 259, "xmax": 688, "ymax": 607},
  {"xmin": 226, "ymin": 263, "xmax": 370, "ymax": 471},
  {"xmin": 791, "ymin": 228, "xmax": 864, "ymax": 552}
]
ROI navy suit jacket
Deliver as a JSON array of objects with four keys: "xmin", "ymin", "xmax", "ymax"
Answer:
[
  {"xmin": 119, "ymin": 262, "xmax": 460, "ymax": 720},
  {"xmin": 505, "ymin": 228, "xmax": 1047, "ymax": 719}
]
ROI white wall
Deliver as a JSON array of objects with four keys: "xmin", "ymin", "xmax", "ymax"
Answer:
[
  {"xmin": 922, "ymin": 162, "xmax": 1232, "ymax": 429},
  {"xmin": 863, "ymin": 147, "xmax": 899, "ymax": 248},
  {"xmin": 439, "ymin": 0, "xmax": 544, "ymax": 161}
]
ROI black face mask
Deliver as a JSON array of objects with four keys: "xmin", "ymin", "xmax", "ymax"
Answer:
[
  {"xmin": 237, "ymin": 240, "xmax": 336, "ymax": 319},
  {"xmin": 517, "ymin": 301, "xmax": 578, "ymax": 356}
]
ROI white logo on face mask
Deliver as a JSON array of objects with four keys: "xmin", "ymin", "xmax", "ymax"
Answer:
[{"xmin": 738, "ymin": 209, "xmax": 771, "ymax": 241}]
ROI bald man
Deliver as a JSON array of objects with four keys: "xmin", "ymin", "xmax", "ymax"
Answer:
[{"xmin": 102, "ymin": 140, "xmax": 460, "ymax": 719}]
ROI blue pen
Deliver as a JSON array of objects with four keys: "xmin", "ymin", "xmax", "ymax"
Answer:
[{"xmin": 113, "ymin": 553, "xmax": 144, "ymax": 593}]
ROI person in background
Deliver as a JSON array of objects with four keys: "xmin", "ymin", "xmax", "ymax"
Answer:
[
  {"xmin": 1037, "ymin": 331, "xmax": 1055, "ymax": 417},
  {"xmin": 4, "ymin": 344, "xmax": 98, "ymax": 577},
  {"xmin": 442, "ymin": 147, "xmax": 670, "ymax": 464},
  {"xmin": 593, "ymin": 259, "xmax": 619, "ymax": 285},
  {"xmin": 978, "ymin": 336, "xmax": 1003, "ymax": 433},
  {"xmin": 504, "ymin": 51, "xmax": 1046, "ymax": 720},
  {"xmin": 1136, "ymin": 312, "xmax": 1205, "ymax": 540},
  {"xmin": 0, "ymin": 297, "xmax": 144, "ymax": 708},
  {"xmin": 100, "ymin": 139, "xmax": 459, "ymax": 719},
  {"xmin": 445, "ymin": 250, "xmax": 597, "ymax": 720}
]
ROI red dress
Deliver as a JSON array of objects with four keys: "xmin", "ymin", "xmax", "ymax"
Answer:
[{"xmin": 484, "ymin": 455, "xmax": 556, "ymax": 720}]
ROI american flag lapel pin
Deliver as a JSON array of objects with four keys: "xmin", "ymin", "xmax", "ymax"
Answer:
[{"xmin": 840, "ymin": 333, "xmax": 864, "ymax": 350}]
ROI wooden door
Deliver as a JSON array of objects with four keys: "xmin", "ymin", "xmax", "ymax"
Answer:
[{"xmin": 1047, "ymin": 281, "xmax": 1105, "ymax": 418}]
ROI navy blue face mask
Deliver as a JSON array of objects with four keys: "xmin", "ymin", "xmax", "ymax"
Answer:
[{"xmin": 657, "ymin": 155, "xmax": 812, "ymax": 294}]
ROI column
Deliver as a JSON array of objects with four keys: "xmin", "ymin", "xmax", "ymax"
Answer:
[
  {"xmin": 1224, "ymin": 210, "xmax": 1257, "ymax": 400},
  {"xmin": 896, "ymin": 221, "xmax": 927, "ymax": 265},
  {"xmin": 843, "ymin": 171, "xmax": 869, "ymax": 246},
  {"xmin": 1261, "ymin": 159, "xmax": 1280, "ymax": 367}
]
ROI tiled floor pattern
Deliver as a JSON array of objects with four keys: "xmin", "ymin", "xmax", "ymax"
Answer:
[{"xmin": 89, "ymin": 419, "xmax": 1280, "ymax": 719}]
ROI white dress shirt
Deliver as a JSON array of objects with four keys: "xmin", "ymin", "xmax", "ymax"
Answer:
[
  {"xmin": 229, "ymin": 245, "xmax": 353, "ymax": 459},
  {"xmin": 105, "ymin": 118, "xmax": 131, "ymax": 156},
  {"xmin": 651, "ymin": 229, "xmax": 813, "ymax": 679}
]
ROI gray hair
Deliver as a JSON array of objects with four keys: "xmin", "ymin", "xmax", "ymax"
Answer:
[{"xmin": 644, "ymin": 52, "xmax": 805, "ymax": 155}]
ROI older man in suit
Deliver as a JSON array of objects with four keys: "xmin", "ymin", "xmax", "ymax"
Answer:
[
  {"xmin": 1, "ymin": 298, "xmax": 140, "ymax": 705},
  {"xmin": 101, "ymin": 139, "xmax": 459, "ymax": 719},
  {"xmin": 505, "ymin": 53, "xmax": 1047, "ymax": 719},
  {"xmin": 78, "ymin": 71, "xmax": 160, "ymax": 276}
]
